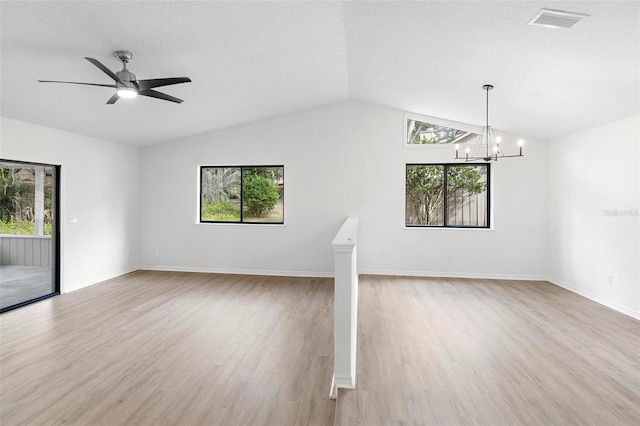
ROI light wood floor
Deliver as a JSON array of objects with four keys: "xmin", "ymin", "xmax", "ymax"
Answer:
[
  {"xmin": 2, "ymin": 272, "xmax": 639, "ymax": 426},
  {"xmin": 0, "ymin": 271, "xmax": 335, "ymax": 426},
  {"xmin": 335, "ymin": 275, "xmax": 640, "ymax": 426}
]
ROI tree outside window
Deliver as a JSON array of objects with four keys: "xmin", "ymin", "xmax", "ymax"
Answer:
[
  {"xmin": 200, "ymin": 166, "xmax": 284, "ymax": 224},
  {"xmin": 406, "ymin": 164, "xmax": 489, "ymax": 228},
  {"xmin": 0, "ymin": 165, "xmax": 54, "ymax": 235}
]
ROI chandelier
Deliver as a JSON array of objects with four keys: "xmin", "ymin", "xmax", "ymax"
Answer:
[{"xmin": 455, "ymin": 84, "xmax": 524, "ymax": 162}]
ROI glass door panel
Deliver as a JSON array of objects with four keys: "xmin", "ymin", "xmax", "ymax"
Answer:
[{"xmin": 0, "ymin": 160, "xmax": 59, "ymax": 312}]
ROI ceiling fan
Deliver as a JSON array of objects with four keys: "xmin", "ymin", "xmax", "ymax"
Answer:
[{"xmin": 38, "ymin": 50, "xmax": 191, "ymax": 104}]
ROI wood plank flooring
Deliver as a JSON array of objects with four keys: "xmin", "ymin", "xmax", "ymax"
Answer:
[
  {"xmin": 2, "ymin": 272, "xmax": 639, "ymax": 426},
  {"xmin": 334, "ymin": 275, "xmax": 640, "ymax": 426},
  {"xmin": 0, "ymin": 271, "xmax": 335, "ymax": 426}
]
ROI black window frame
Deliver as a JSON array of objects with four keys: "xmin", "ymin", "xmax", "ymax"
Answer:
[
  {"xmin": 199, "ymin": 165, "xmax": 284, "ymax": 225},
  {"xmin": 405, "ymin": 162, "xmax": 491, "ymax": 229}
]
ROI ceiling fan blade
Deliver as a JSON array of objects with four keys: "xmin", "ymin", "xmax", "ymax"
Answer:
[
  {"xmin": 136, "ymin": 77, "xmax": 192, "ymax": 91},
  {"xmin": 139, "ymin": 89, "xmax": 183, "ymax": 104},
  {"xmin": 38, "ymin": 80, "xmax": 116, "ymax": 88},
  {"xmin": 85, "ymin": 57, "xmax": 126, "ymax": 85},
  {"xmin": 106, "ymin": 93, "xmax": 119, "ymax": 105}
]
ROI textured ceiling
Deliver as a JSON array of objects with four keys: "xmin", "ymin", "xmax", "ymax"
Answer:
[{"xmin": 1, "ymin": 1, "xmax": 638, "ymax": 147}]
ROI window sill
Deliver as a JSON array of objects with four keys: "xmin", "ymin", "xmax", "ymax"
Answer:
[
  {"xmin": 404, "ymin": 226, "xmax": 495, "ymax": 233},
  {"xmin": 196, "ymin": 221, "xmax": 286, "ymax": 228}
]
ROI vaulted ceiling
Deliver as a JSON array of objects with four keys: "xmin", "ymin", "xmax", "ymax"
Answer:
[{"xmin": 1, "ymin": 1, "xmax": 638, "ymax": 147}]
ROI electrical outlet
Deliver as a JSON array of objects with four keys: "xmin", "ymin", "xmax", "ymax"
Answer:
[{"xmin": 606, "ymin": 275, "xmax": 613, "ymax": 286}]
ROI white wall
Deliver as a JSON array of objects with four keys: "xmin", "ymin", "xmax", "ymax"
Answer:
[
  {"xmin": 1, "ymin": 117, "xmax": 139, "ymax": 292},
  {"xmin": 139, "ymin": 101, "xmax": 548, "ymax": 279},
  {"xmin": 4, "ymin": 104, "xmax": 636, "ymax": 319},
  {"xmin": 547, "ymin": 114, "xmax": 639, "ymax": 318}
]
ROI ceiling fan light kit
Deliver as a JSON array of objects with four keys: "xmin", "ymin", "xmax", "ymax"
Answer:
[
  {"xmin": 455, "ymin": 84, "xmax": 524, "ymax": 162},
  {"xmin": 117, "ymin": 86, "xmax": 138, "ymax": 99},
  {"xmin": 38, "ymin": 50, "xmax": 191, "ymax": 104}
]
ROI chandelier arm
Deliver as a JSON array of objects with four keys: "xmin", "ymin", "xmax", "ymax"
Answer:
[{"xmin": 497, "ymin": 154, "xmax": 524, "ymax": 158}]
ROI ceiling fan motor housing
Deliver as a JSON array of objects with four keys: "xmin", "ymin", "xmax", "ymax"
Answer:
[{"xmin": 116, "ymin": 69, "xmax": 137, "ymax": 86}]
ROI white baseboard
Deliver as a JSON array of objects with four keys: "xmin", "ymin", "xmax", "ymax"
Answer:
[
  {"xmin": 359, "ymin": 268, "xmax": 546, "ymax": 282},
  {"xmin": 546, "ymin": 277, "xmax": 639, "ymax": 320},
  {"xmin": 135, "ymin": 266, "xmax": 547, "ymax": 282},
  {"xmin": 137, "ymin": 264, "xmax": 333, "ymax": 278}
]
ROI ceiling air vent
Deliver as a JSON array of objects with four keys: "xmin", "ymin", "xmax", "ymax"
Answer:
[{"xmin": 528, "ymin": 8, "xmax": 589, "ymax": 29}]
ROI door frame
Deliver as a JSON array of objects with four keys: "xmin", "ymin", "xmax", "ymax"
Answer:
[{"xmin": 0, "ymin": 159, "xmax": 60, "ymax": 313}]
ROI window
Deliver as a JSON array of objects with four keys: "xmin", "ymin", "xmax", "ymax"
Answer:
[
  {"xmin": 406, "ymin": 163, "xmax": 489, "ymax": 228},
  {"xmin": 406, "ymin": 118, "xmax": 476, "ymax": 145},
  {"xmin": 200, "ymin": 166, "xmax": 284, "ymax": 224}
]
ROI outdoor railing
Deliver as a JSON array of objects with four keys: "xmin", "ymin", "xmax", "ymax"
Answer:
[{"xmin": 0, "ymin": 234, "xmax": 52, "ymax": 266}]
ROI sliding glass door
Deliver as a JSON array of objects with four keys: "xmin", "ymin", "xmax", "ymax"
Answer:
[{"xmin": 0, "ymin": 160, "xmax": 60, "ymax": 312}]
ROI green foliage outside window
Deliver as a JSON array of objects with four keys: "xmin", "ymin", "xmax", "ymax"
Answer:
[
  {"xmin": 1, "ymin": 166, "xmax": 54, "ymax": 235},
  {"xmin": 406, "ymin": 164, "xmax": 488, "ymax": 227},
  {"xmin": 242, "ymin": 174, "xmax": 279, "ymax": 218},
  {"xmin": 201, "ymin": 201, "xmax": 240, "ymax": 221},
  {"xmin": 200, "ymin": 166, "xmax": 284, "ymax": 224}
]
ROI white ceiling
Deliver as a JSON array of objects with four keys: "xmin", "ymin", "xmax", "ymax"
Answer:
[{"xmin": 1, "ymin": 1, "xmax": 638, "ymax": 147}]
